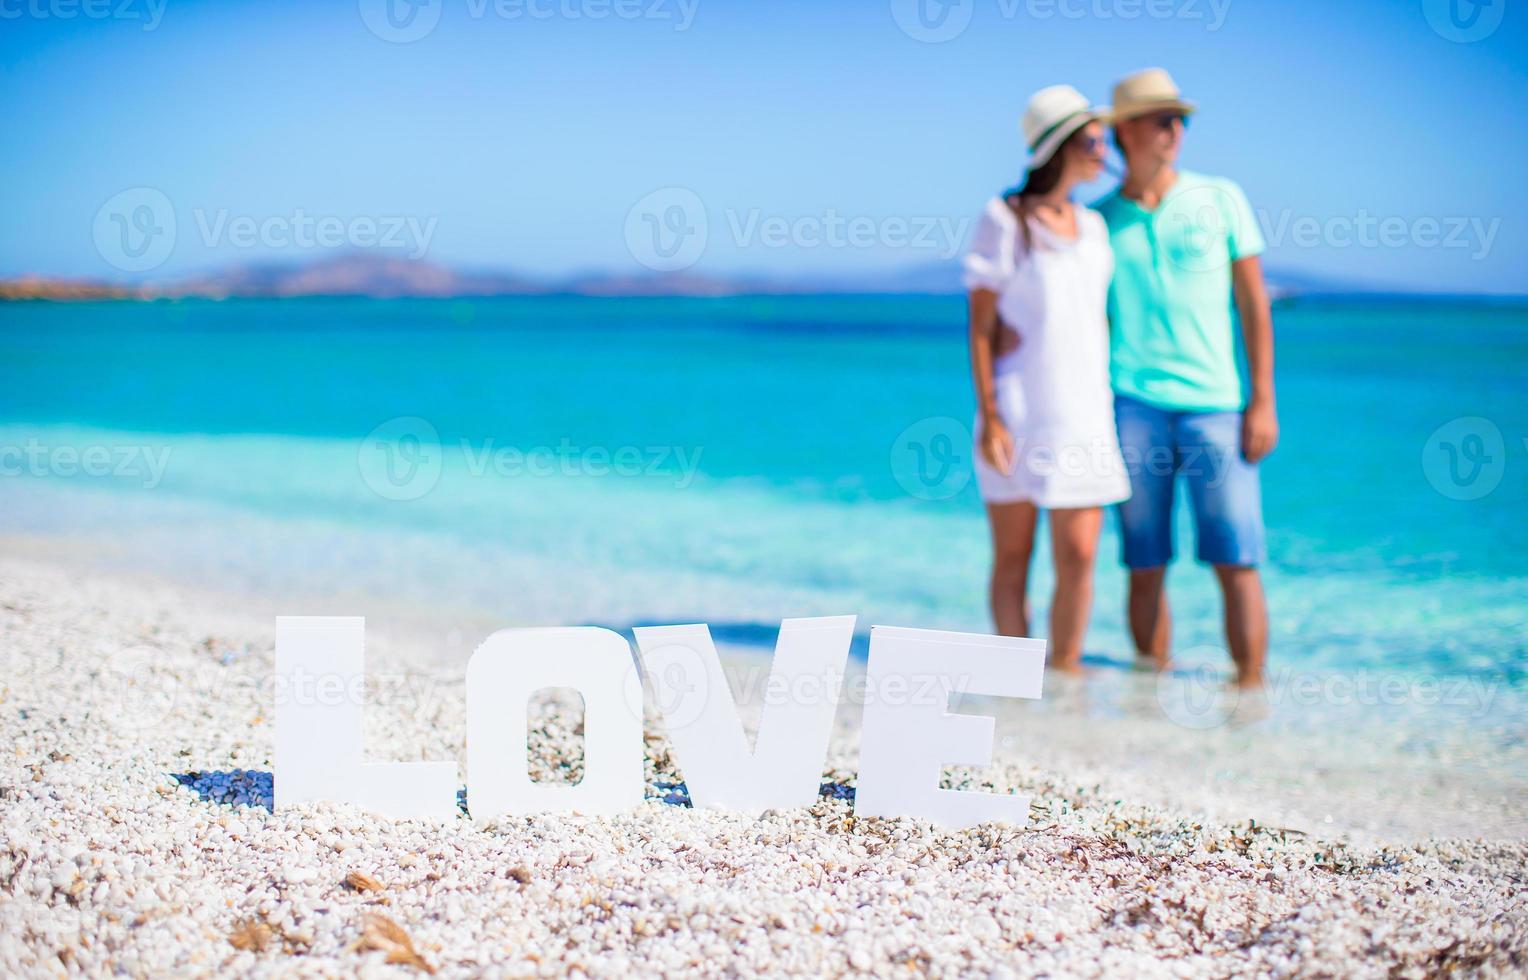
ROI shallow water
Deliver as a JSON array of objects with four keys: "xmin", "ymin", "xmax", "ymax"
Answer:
[{"xmin": 1, "ymin": 295, "xmax": 1524, "ymax": 767}]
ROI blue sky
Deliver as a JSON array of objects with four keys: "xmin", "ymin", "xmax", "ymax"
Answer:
[{"xmin": 3, "ymin": 0, "xmax": 1525, "ymax": 293}]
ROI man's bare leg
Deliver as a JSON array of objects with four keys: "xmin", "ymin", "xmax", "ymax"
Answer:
[
  {"xmin": 1214, "ymin": 564, "xmax": 1267, "ymax": 688},
  {"xmin": 1127, "ymin": 566, "xmax": 1171, "ymax": 667}
]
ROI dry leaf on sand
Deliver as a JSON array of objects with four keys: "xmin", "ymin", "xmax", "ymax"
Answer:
[
  {"xmin": 227, "ymin": 919, "xmax": 272, "ymax": 952},
  {"xmin": 355, "ymin": 912, "xmax": 436, "ymax": 974},
  {"xmin": 345, "ymin": 870, "xmax": 384, "ymax": 892}
]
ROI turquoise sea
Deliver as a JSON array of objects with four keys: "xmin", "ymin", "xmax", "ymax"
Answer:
[{"xmin": 1, "ymin": 296, "xmax": 1525, "ymax": 742}]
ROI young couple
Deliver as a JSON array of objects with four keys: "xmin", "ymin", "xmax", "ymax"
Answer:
[{"xmin": 965, "ymin": 68, "xmax": 1277, "ymax": 690}]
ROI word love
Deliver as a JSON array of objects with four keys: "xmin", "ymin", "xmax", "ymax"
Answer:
[{"xmin": 274, "ymin": 617, "xmax": 1046, "ymax": 829}]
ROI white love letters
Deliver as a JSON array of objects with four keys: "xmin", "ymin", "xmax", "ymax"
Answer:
[
  {"xmin": 274, "ymin": 617, "xmax": 459, "ymax": 819},
  {"xmin": 273, "ymin": 615, "xmax": 1046, "ymax": 828}
]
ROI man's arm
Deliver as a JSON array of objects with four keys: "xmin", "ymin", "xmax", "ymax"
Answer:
[{"xmin": 1232, "ymin": 255, "xmax": 1278, "ymax": 463}]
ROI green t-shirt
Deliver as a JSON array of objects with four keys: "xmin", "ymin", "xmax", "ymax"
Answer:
[{"xmin": 1094, "ymin": 170, "xmax": 1264, "ymax": 412}]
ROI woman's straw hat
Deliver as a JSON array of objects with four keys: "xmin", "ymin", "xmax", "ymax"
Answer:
[
  {"xmin": 1108, "ymin": 67, "xmax": 1197, "ymax": 122},
  {"xmin": 1021, "ymin": 84, "xmax": 1108, "ymax": 170}
]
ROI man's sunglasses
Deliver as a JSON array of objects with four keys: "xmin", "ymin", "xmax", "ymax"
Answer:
[{"xmin": 1149, "ymin": 112, "xmax": 1189, "ymax": 131}]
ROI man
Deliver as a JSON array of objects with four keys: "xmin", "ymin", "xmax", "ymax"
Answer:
[{"xmin": 1093, "ymin": 68, "xmax": 1277, "ymax": 689}]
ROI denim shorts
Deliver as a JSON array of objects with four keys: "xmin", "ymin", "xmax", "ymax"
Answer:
[{"xmin": 1113, "ymin": 393, "xmax": 1266, "ymax": 569}]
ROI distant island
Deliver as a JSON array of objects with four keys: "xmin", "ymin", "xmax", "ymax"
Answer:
[
  {"xmin": 0, "ymin": 251, "xmax": 1427, "ymax": 303},
  {"xmin": 0, "ymin": 253, "xmax": 971, "ymax": 302}
]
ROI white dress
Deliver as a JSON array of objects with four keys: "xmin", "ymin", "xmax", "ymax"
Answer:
[{"xmin": 963, "ymin": 196, "xmax": 1131, "ymax": 509}]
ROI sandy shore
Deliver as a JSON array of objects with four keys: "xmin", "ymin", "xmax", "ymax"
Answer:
[{"xmin": 1, "ymin": 555, "xmax": 1524, "ymax": 977}]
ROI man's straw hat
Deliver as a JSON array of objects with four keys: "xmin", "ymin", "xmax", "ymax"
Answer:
[{"xmin": 1108, "ymin": 67, "xmax": 1197, "ymax": 122}]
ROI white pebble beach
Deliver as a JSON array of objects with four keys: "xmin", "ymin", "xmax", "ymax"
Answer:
[{"xmin": 2, "ymin": 554, "xmax": 1524, "ymax": 977}]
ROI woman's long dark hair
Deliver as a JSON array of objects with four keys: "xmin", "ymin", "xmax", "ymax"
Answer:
[{"xmin": 1004, "ymin": 129, "xmax": 1078, "ymax": 251}]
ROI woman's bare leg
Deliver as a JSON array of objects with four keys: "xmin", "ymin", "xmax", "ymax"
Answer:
[
  {"xmin": 986, "ymin": 501, "xmax": 1038, "ymax": 637},
  {"xmin": 1049, "ymin": 507, "xmax": 1103, "ymax": 672}
]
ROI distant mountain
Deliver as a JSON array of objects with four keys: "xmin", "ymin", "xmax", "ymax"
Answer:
[
  {"xmin": 0, "ymin": 276, "xmax": 139, "ymax": 301},
  {"xmin": 0, "ymin": 251, "xmax": 1426, "ymax": 302},
  {"xmin": 153, "ymin": 254, "xmax": 546, "ymax": 299}
]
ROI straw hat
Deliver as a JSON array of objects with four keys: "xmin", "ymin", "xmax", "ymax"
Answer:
[
  {"xmin": 1108, "ymin": 67, "xmax": 1197, "ymax": 122},
  {"xmin": 1021, "ymin": 85, "xmax": 1108, "ymax": 170}
]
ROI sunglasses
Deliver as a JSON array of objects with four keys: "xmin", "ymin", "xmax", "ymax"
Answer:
[{"xmin": 1149, "ymin": 112, "xmax": 1189, "ymax": 131}]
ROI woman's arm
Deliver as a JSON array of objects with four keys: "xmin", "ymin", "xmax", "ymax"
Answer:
[{"xmin": 969, "ymin": 289, "xmax": 1014, "ymax": 473}]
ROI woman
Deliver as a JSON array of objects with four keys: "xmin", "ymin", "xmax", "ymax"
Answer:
[{"xmin": 964, "ymin": 84, "xmax": 1130, "ymax": 673}]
